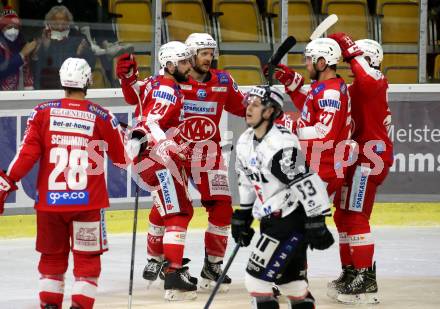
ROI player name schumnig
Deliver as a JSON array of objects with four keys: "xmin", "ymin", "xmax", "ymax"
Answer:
[{"xmin": 51, "ymin": 134, "xmax": 89, "ymax": 147}]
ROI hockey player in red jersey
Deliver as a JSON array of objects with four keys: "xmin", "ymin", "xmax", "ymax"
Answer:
[
  {"xmin": 326, "ymin": 33, "xmax": 393, "ymax": 305},
  {"xmin": 0, "ymin": 58, "xmax": 131, "ymax": 309},
  {"xmin": 181, "ymin": 33, "xmax": 245, "ymax": 291},
  {"xmin": 117, "ymin": 33, "xmax": 245, "ymax": 293},
  {"xmin": 116, "ymin": 41, "xmax": 200, "ymax": 300},
  {"xmin": 272, "ymin": 38, "xmax": 352, "ymax": 197}
]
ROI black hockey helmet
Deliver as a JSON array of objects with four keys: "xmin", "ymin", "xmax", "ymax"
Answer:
[{"xmin": 244, "ymin": 85, "xmax": 285, "ymax": 121}]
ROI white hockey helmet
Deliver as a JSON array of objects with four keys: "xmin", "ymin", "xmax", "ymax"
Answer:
[
  {"xmin": 185, "ymin": 33, "xmax": 217, "ymax": 56},
  {"xmin": 59, "ymin": 57, "xmax": 92, "ymax": 89},
  {"xmin": 355, "ymin": 39, "xmax": 383, "ymax": 67},
  {"xmin": 304, "ymin": 38, "xmax": 341, "ymax": 66},
  {"xmin": 158, "ymin": 41, "xmax": 192, "ymax": 68}
]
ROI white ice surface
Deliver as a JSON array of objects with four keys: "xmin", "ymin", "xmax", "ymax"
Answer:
[{"xmin": 1, "ymin": 227, "xmax": 440, "ymax": 308}]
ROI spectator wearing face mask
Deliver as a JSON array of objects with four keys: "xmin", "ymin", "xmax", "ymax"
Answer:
[
  {"xmin": 33, "ymin": 5, "xmax": 95, "ymax": 89},
  {"xmin": 0, "ymin": 6, "xmax": 37, "ymax": 90}
]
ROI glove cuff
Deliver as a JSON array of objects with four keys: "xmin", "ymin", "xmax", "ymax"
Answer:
[
  {"xmin": 285, "ymin": 72, "xmax": 304, "ymax": 92},
  {"xmin": 120, "ymin": 70, "xmax": 138, "ymax": 87}
]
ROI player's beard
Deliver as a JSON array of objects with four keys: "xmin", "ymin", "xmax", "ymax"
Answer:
[
  {"xmin": 193, "ymin": 62, "xmax": 210, "ymax": 75},
  {"xmin": 173, "ymin": 69, "xmax": 189, "ymax": 82},
  {"xmin": 309, "ymin": 68, "xmax": 318, "ymax": 80}
]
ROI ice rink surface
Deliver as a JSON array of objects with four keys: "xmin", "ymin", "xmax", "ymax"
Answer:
[{"xmin": 1, "ymin": 227, "xmax": 440, "ymax": 309}]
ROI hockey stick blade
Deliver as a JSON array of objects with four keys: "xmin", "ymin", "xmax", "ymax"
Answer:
[
  {"xmin": 267, "ymin": 36, "xmax": 297, "ymax": 85},
  {"xmin": 269, "ymin": 36, "xmax": 297, "ymax": 66},
  {"xmin": 309, "ymin": 14, "xmax": 338, "ymax": 40}
]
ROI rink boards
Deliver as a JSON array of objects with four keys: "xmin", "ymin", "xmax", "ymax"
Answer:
[{"xmin": 0, "ymin": 84, "xmax": 440, "ymax": 215}]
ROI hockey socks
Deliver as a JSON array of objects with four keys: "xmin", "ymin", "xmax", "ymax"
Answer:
[{"xmin": 71, "ymin": 277, "xmax": 98, "ymax": 309}]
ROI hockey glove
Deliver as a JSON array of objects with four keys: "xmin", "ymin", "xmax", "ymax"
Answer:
[
  {"xmin": 0, "ymin": 170, "xmax": 18, "ymax": 215},
  {"xmin": 304, "ymin": 215, "xmax": 334, "ymax": 250},
  {"xmin": 328, "ymin": 33, "xmax": 363, "ymax": 62},
  {"xmin": 116, "ymin": 53, "xmax": 138, "ymax": 85},
  {"xmin": 264, "ymin": 63, "xmax": 304, "ymax": 93},
  {"xmin": 231, "ymin": 208, "xmax": 255, "ymax": 247}
]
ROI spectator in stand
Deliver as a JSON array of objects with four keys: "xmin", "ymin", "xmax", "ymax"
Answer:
[
  {"xmin": 0, "ymin": 6, "xmax": 37, "ymax": 90},
  {"xmin": 21, "ymin": 0, "xmax": 130, "ymax": 87},
  {"xmin": 33, "ymin": 5, "xmax": 95, "ymax": 89}
]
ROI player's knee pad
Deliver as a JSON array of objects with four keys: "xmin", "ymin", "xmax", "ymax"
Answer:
[
  {"xmin": 245, "ymin": 272, "xmax": 274, "ymax": 295},
  {"xmin": 345, "ymin": 211, "xmax": 370, "ymax": 230},
  {"xmin": 205, "ymin": 200, "xmax": 233, "ymax": 226},
  {"xmin": 278, "ymin": 280, "xmax": 308, "ymax": 298},
  {"xmin": 149, "ymin": 202, "xmax": 165, "ymax": 226},
  {"xmin": 251, "ymin": 295, "xmax": 279, "ymax": 309},
  {"xmin": 333, "ymin": 208, "xmax": 343, "ymax": 228},
  {"xmin": 38, "ymin": 252, "xmax": 69, "ymax": 275},
  {"xmin": 287, "ymin": 291, "xmax": 315, "ymax": 309},
  {"xmin": 73, "ymin": 253, "xmax": 101, "ymax": 278},
  {"xmin": 165, "ymin": 211, "xmax": 193, "ymax": 230}
]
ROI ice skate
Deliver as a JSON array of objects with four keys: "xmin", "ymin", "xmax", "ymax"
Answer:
[
  {"xmin": 337, "ymin": 262, "xmax": 379, "ymax": 305},
  {"xmin": 327, "ymin": 265, "xmax": 356, "ymax": 299},
  {"xmin": 158, "ymin": 258, "xmax": 198, "ymax": 285},
  {"xmin": 164, "ymin": 267, "xmax": 198, "ymax": 301},
  {"xmin": 142, "ymin": 258, "xmax": 164, "ymax": 288},
  {"xmin": 199, "ymin": 258, "xmax": 231, "ymax": 293}
]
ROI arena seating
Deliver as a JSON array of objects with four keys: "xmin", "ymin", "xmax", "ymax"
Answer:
[
  {"xmin": 163, "ymin": 0, "xmax": 211, "ymax": 41},
  {"xmin": 217, "ymin": 54, "xmax": 265, "ymax": 85}
]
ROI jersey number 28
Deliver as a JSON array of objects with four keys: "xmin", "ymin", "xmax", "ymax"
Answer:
[{"xmin": 49, "ymin": 148, "xmax": 89, "ymax": 190}]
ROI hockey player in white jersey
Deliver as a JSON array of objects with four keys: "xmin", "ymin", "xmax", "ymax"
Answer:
[{"xmin": 232, "ymin": 85, "xmax": 335, "ymax": 309}]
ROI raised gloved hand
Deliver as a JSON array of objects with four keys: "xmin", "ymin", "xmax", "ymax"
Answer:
[
  {"xmin": 264, "ymin": 63, "xmax": 304, "ymax": 92},
  {"xmin": 328, "ymin": 32, "xmax": 363, "ymax": 62},
  {"xmin": 116, "ymin": 53, "xmax": 138, "ymax": 85},
  {"xmin": 304, "ymin": 215, "xmax": 335, "ymax": 250},
  {"xmin": 0, "ymin": 170, "xmax": 18, "ymax": 215},
  {"xmin": 231, "ymin": 208, "xmax": 255, "ymax": 247}
]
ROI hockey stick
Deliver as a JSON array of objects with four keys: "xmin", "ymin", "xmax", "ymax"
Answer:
[
  {"xmin": 203, "ymin": 243, "xmax": 241, "ymax": 309},
  {"xmin": 266, "ymin": 36, "xmax": 297, "ymax": 86},
  {"xmin": 309, "ymin": 14, "xmax": 338, "ymax": 40},
  {"xmin": 128, "ymin": 152, "xmax": 142, "ymax": 309}
]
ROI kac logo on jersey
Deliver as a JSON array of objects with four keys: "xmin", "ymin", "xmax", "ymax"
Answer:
[
  {"xmin": 178, "ymin": 116, "xmax": 216, "ymax": 142},
  {"xmin": 196, "ymin": 89, "xmax": 207, "ymax": 99},
  {"xmin": 47, "ymin": 191, "xmax": 89, "ymax": 205}
]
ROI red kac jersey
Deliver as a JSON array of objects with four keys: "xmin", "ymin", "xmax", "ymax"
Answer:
[
  {"xmin": 122, "ymin": 75, "xmax": 185, "ymax": 145},
  {"xmin": 287, "ymin": 77, "xmax": 352, "ymax": 180},
  {"xmin": 7, "ymin": 98, "xmax": 129, "ymax": 212},
  {"xmin": 178, "ymin": 69, "xmax": 245, "ymax": 145},
  {"xmin": 348, "ymin": 56, "xmax": 393, "ymax": 166}
]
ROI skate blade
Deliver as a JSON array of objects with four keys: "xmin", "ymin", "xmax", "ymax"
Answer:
[
  {"xmin": 326, "ymin": 287, "xmax": 339, "ymax": 300},
  {"xmin": 337, "ymin": 292, "xmax": 380, "ymax": 305},
  {"xmin": 164, "ymin": 289, "xmax": 197, "ymax": 301},
  {"xmin": 145, "ymin": 279, "xmax": 155, "ymax": 290},
  {"xmin": 146, "ymin": 279, "xmax": 164, "ymax": 290},
  {"xmin": 198, "ymin": 278, "xmax": 230, "ymax": 293}
]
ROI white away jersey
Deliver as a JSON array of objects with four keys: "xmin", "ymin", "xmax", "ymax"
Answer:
[{"xmin": 235, "ymin": 124, "xmax": 310, "ymax": 219}]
